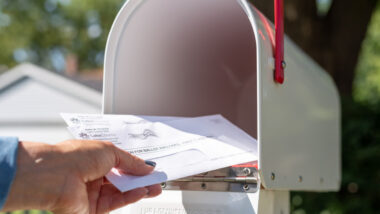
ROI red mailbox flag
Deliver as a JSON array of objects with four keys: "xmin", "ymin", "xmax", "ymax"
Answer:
[{"xmin": 275, "ymin": 0, "xmax": 285, "ymax": 84}]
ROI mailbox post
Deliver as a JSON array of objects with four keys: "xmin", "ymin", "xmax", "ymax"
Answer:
[{"xmin": 103, "ymin": 0, "xmax": 341, "ymax": 213}]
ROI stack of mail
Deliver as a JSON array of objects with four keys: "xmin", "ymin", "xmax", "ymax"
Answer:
[{"xmin": 61, "ymin": 113, "xmax": 258, "ymax": 192}]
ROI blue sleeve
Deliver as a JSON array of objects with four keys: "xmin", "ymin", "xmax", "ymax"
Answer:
[{"xmin": 0, "ymin": 137, "xmax": 19, "ymax": 210}]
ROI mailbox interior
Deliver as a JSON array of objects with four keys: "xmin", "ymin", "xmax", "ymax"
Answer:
[
  {"xmin": 104, "ymin": 0, "xmax": 258, "ymax": 140},
  {"xmin": 104, "ymin": 0, "xmax": 341, "ymax": 192}
]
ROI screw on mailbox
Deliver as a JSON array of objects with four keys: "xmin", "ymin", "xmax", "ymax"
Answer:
[
  {"xmin": 320, "ymin": 177, "xmax": 324, "ymax": 184},
  {"xmin": 281, "ymin": 61, "xmax": 287, "ymax": 69},
  {"xmin": 271, "ymin": 173, "xmax": 275, "ymax": 180},
  {"xmin": 243, "ymin": 184, "xmax": 250, "ymax": 191},
  {"xmin": 201, "ymin": 183, "xmax": 207, "ymax": 190},
  {"xmin": 161, "ymin": 182, "xmax": 167, "ymax": 188},
  {"xmin": 242, "ymin": 168, "xmax": 251, "ymax": 176}
]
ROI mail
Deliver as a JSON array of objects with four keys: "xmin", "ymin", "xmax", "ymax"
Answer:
[{"xmin": 62, "ymin": 113, "xmax": 258, "ymax": 192}]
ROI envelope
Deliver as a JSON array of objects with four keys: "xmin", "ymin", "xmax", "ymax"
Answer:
[{"xmin": 62, "ymin": 113, "xmax": 258, "ymax": 192}]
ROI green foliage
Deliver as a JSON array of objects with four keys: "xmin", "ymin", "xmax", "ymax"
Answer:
[
  {"xmin": 291, "ymin": 98, "xmax": 380, "ymax": 214},
  {"xmin": 291, "ymin": 2, "xmax": 380, "ymax": 213},
  {"xmin": 354, "ymin": 1, "xmax": 380, "ymax": 105},
  {"xmin": 0, "ymin": 0, "xmax": 124, "ymax": 72}
]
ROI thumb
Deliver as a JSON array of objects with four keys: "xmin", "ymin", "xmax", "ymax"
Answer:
[{"xmin": 112, "ymin": 147, "xmax": 155, "ymax": 176}]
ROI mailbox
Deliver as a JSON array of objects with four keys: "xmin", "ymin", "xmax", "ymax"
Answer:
[{"xmin": 103, "ymin": 0, "xmax": 340, "ymax": 213}]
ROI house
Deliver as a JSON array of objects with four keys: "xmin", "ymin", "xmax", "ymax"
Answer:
[{"xmin": 0, "ymin": 63, "xmax": 102, "ymax": 144}]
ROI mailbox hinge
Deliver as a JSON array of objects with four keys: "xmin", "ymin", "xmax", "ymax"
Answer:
[
  {"xmin": 162, "ymin": 166, "xmax": 259, "ymax": 193},
  {"xmin": 175, "ymin": 176, "xmax": 257, "ymax": 184}
]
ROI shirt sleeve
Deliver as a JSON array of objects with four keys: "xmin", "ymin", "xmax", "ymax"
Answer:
[{"xmin": 0, "ymin": 137, "xmax": 19, "ymax": 210}]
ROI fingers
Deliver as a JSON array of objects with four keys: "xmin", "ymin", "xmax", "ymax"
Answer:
[
  {"xmin": 111, "ymin": 187, "xmax": 149, "ymax": 210},
  {"xmin": 145, "ymin": 184, "xmax": 162, "ymax": 198},
  {"xmin": 87, "ymin": 179, "xmax": 103, "ymax": 214},
  {"xmin": 112, "ymin": 146, "xmax": 155, "ymax": 176},
  {"xmin": 57, "ymin": 140, "xmax": 155, "ymax": 177},
  {"xmin": 96, "ymin": 185, "xmax": 149, "ymax": 213},
  {"xmin": 96, "ymin": 183, "xmax": 162, "ymax": 213}
]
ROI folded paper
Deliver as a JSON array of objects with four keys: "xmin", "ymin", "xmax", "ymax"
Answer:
[{"xmin": 62, "ymin": 113, "xmax": 258, "ymax": 192}]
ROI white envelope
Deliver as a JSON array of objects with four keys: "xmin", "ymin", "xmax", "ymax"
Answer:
[{"xmin": 62, "ymin": 113, "xmax": 257, "ymax": 192}]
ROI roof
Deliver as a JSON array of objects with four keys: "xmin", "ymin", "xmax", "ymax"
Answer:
[{"xmin": 0, "ymin": 63, "xmax": 102, "ymax": 125}]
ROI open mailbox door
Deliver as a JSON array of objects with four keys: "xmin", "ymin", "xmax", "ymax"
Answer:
[{"xmin": 103, "ymin": 0, "xmax": 341, "ymax": 213}]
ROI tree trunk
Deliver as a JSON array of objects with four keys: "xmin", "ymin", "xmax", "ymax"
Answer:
[{"xmin": 250, "ymin": 0, "xmax": 378, "ymax": 96}]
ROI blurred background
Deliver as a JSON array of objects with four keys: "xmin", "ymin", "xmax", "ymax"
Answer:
[{"xmin": 0, "ymin": 0, "xmax": 379, "ymax": 213}]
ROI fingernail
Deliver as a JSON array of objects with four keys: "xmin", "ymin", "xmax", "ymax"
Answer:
[{"xmin": 145, "ymin": 160, "xmax": 156, "ymax": 167}]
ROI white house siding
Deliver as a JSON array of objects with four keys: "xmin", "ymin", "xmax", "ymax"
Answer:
[
  {"xmin": 0, "ymin": 63, "xmax": 102, "ymax": 144},
  {"xmin": 0, "ymin": 126, "xmax": 73, "ymax": 144}
]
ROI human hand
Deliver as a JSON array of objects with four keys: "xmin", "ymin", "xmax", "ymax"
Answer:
[{"xmin": 2, "ymin": 140, "xmax": 162, "ymax": 214}]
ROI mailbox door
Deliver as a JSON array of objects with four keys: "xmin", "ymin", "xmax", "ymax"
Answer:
[{"xmin": 241, "ymin": 2, "xmax": 341, "ymax": 190}]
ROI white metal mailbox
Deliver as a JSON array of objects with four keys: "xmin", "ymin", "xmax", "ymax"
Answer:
[{"xmin": 103, "ymin": 0, "xmax": 341, "ymax": 213}]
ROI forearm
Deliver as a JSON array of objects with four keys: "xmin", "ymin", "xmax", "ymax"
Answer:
[
  {"xmin": 0, "ymin": 137, "xmax": 19, "ymax": 210},
  {"xmin": 2, "ymin": 142, "xmax": 67, "ymax": 211}
]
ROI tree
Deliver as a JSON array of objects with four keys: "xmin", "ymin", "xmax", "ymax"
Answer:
[
  {"xmin": 354, "ymin": 2, "xmax": 380, "ymax": 105},
  {"xmin": 0, "ymin": 0, "xmax": 123, "ymax": 72}
]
